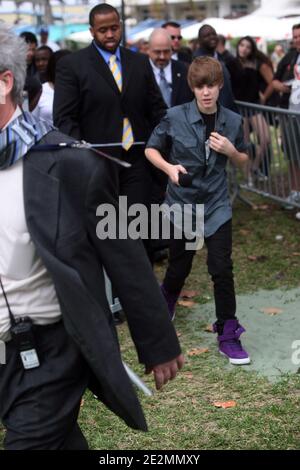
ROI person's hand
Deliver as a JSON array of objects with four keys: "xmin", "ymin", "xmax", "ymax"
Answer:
[
  {"xmin": 209, "ymin": 132, "xmax": 235, "ymax": 158},
  {"xmin": 259, "ymin": 92, "xmax": 266, "ymax": 105},
  {"xmin": 145, "ymin": 354, "xmax": 185, "ymax": 390},
  {"xmin": 294, "ymin": 64, "xmax": 300, "ymax": 81},
  {"xmin": 167, "ymin": 164, "xmax": 187, "ymax": 185},
  {"xmin": 272, "ymin": 79, "xmax": 290, "ymax": 94}
]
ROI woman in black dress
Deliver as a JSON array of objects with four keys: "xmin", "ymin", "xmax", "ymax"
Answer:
[{"xmin": 230, "ymin": 36, "xmax": 274, "ymax": 179}]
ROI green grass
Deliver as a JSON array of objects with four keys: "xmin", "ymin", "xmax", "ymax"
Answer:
[
  {"xmin": 78, "ymin": 323, "xmax": 300, "ymax": 450},
  {"xmin": 157, "ymin": 192, "xmax": 300, "ymax": 295},
  {"xmin": 1, "ymin": 193, "xmax": 300, "ymax": 450}
]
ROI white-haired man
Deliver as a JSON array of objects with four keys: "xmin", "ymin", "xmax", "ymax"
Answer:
[{"xmin": 0, "ymin": 25, "xmax": 183, "ymax": 450}]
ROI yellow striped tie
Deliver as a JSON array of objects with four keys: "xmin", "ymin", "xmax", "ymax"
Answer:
[{"xmin": 109, "ymin": 55, "xmax": 134, "ymax": 151}]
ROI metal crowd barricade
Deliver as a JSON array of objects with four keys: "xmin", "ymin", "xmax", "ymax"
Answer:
[{"xmin": 230, "ymin": 101, "xmax": 300, "ymax": 209}]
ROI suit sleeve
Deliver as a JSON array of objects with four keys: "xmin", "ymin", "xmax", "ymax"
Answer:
[
  {"xmin": 274, "ymin": 53, "xmax": 291, "ymax": 81},
  {"xmin": 84, "ymin": 158, "xmax": 181, "ymax": 367},
  {"xmin": 53, "ymin": 55, "xmax": 81, "ymax": 139}
]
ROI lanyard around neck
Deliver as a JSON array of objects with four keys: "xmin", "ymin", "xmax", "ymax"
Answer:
[{"xmin": 0, "ymin": 276, "xmax": 16, "ymax": 326}]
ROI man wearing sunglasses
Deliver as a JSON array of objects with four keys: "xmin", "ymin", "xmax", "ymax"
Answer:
[{"xmin": 162, "ymin": 21, "xmax": 192, "ymax": 64}]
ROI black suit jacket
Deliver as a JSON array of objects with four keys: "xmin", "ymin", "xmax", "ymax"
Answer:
[
  {"xmin": 53, "ymin": 44, "xmax": 167, "ymax": 157},
  {"xmin": 274, "ymin": 49, "xmax": 299, "ymax": 108},
  {"xmin": 170, "ymin": 59, "xmax": 194, "ymax": 107},
  {"xmin": 23, "ymin": 131, "xmax": 181, "ymax": 431},
  {"xmin": 177, "ymin": 50, "xmax": 192, "ymax": 64}
]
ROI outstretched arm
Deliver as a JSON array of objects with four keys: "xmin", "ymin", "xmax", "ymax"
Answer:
[{"xmin": 85, "ymin": 157, "xmax": 183, "ymax": 390}]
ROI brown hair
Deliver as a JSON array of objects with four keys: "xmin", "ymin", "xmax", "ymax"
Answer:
[{"xmin": 188, "ymin": 56, "xmax": 224, "ymax": 90}]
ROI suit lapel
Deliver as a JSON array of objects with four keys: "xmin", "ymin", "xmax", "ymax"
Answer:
[
  {"xmin": 88, "ymin": 44, "xmax": 120, "ymax": 96},
  {"xmin": 171, "ymin": 61, "xmax": 180, "ymax": 107},
  {"xmin": 120, "ymin": 47, "xmax": 133, "ymax": 96},
  {"xmin": 23, "ymin": 152, "xmax": 59, "ymax": 248}
]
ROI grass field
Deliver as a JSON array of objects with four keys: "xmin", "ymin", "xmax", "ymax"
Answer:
[{"xmin": 1, "ymin": 192, "xmax": 300, "ymax": 450}]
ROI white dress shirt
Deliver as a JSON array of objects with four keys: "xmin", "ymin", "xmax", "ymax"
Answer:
[
  {"xmin": 149, "ymin": 59, "xmax": 172, "ymax": 88},
  {"xmin": 0, "ymin": 108, "xmax": 61, "ymax": 340},
  {"xmin": 32, "ymin": 82, "xmax": 54, "ymax": 125}
]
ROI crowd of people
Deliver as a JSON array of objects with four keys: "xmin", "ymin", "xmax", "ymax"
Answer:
[
  {"xmin": 20, "ymin": 16, "xmax": 300, "ymax": 211},
  {"xmin": 0, "ymin": 2, "xmax": 300, "ymax": 450}
]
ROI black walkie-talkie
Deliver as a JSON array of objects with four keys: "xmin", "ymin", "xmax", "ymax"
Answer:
[
  {"xmin": 10, "ymin": 317, "xmax": 40, "ymax": 369},
  {"xmin": 0, "ymin": 277, "xmax": 40, "ymax": 370}
]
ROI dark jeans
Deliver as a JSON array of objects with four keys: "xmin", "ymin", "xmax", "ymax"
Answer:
[
  {"xmin": 0, "ymin": 321, "xmax": 89, "ymax": 450},
  {"xmin": 163, "ymin": 220, "xmax": 236, "ymax": 324}
]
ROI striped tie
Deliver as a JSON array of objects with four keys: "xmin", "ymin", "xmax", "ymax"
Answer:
[{"xmin": 109, "ymin": 55, "xmax": 134, "ymax": 151}]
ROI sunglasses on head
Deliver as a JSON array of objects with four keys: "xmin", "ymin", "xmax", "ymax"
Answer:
[{"xmin": 171, "ymin": 35, "xmax": 182, "ymax": 40}]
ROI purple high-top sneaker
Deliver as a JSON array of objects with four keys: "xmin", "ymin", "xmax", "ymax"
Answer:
[
  {"xmin": 213, "ymin": 319, "xmax": 250, "ymax": 365},
  {"xmin": 160, "ymin": 284, "xmax": 180, "ymax": 321}
]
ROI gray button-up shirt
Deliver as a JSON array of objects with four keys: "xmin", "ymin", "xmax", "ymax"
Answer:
[{"xmin": 146, "ymin": 99, "xmax": 247, "ymax": 237}]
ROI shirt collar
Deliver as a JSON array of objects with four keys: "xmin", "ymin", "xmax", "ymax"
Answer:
[
  {"xmin": 2, "ymin": 106, "xmax": 22, "ymax": 130},
  {"xmin": 187, "ymin": 99, "xmax": 226, "ymax": 125},
  {"xmin": 93, "ymin": 41, "xmax": 121, "ymax": 64}
]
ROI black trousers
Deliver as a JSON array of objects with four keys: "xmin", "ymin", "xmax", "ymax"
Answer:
[
  {"xmin": 0, "ymin": 321, "xmax": 89, "ymax": 450},
  {"xmin": 119, "ymin": 147, "xmax": 152, "ymax": 207},
  {"xmin": 163, "ymin": 220, "xmax": 236, "ymax": 323},
  {"xmin": 119, "ymin": 147, "xmax": 154, "ymax": 262}
]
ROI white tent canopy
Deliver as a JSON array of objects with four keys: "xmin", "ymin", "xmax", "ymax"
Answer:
[
  {"xmin": 66, "ymin": 26, "xmax": 157, "ymax": 44},
  {"xmin": 249, "ymin": 0, "xmax": 300, "ymax": 18},
  {"xmin": 127, "ymin": 27, "xmax": 157, "ymax": 42},
  {"xmin": 182, "ymin": 18, "xmax": 235, "ymax": 41},
  {"xmin": 67, "ymin": 28, "xmax": 91, "ymax": 44},
  {"xmin": 181, "ymin": 15, "xmax": 300, "ymax": 41},
  {"xmin": 66, "ymin": 15, "xmax": 300, "ymax": 44}
]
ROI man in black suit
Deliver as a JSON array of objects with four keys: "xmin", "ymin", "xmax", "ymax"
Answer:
[
  {"xmin": 0, "ymin": 24, "xmax": 183, "ymax": 450},
  {"xmin": 193, "ymin": 24, "xmax": 238, "ymax": 112},
  {"xmin": 162, "ymin": 21, "xmax": 192, "ymax": 64},
  {"xmin": 148, "ymin": 28, "xmax": 193, "ymax": 108},
  {"xmin": 53, "ymin": 3, "xmax": 167, "ymax": 216},
  {"xmin": 147, "ymin": 28, "xmax": 193, "ymax": 259}
]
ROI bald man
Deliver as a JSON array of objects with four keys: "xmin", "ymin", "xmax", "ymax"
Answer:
[{"xmin": 148, "ymin": 28, "xmax": 193, "ymax": 108}]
